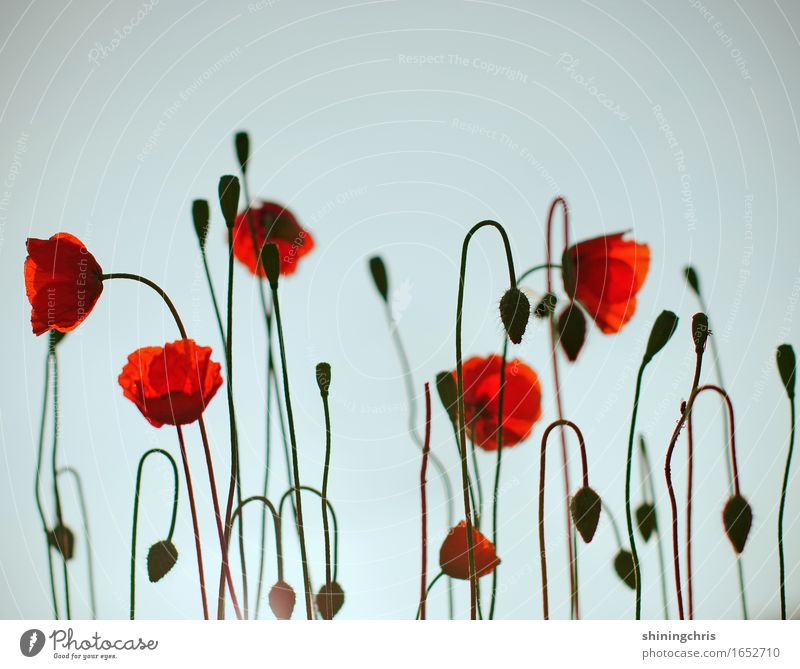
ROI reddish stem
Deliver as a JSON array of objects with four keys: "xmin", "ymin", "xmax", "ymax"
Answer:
[{"xmin": 419, "ymin": 383, "xmax": 432, "ymax": 620}]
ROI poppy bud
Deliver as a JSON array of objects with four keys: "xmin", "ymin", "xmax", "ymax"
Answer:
[
  {"xmin": 642, "ymin": 310, "xmax": 679, "ymax": 366},
  {"xmin": 683, "ymin": 266, "xmax": 701, "ymax": 295},
  {"xmin": 316, "ymin": 362, "xmax": 331, "ymax": 397},
  {"xmin": 218, "ymin": 175, "xmax": 240, "ymax": 229},
  {"xmin": 191, "ymin": 199, "xmax": 210, "ymax": 249},
  {"xmin": 147, "ymin": 540, "xmax": 178, "ymax": 582},
  {"xmin": 268, "ymin": 580, "xmax": 296, "ymax": 619},
  {"xmin": 570, "ymin": 486, "xmax": 601, "ymax": 543},
  {"xmin": 368, "ymin": 256, "xmax": 389, "ymax": 303},
  {"xmin": 691, "ymin": 312, "xmax": 709, "ymax": 353},
  {"xmin": 613, "ymin": 550, "xmax": 636, "ymax": 590},
  {"xmin": 234, "ymin": 131, "xmax": 250, "ymax": 174},
  {"xmin": 776, "ymin": 344, "xmax": 796, "ymax": 400},
  {"xmin": 47, "ymin": 524, "xmax": 75, "ymax": 561},
  {"xmin": 435, "ymin": 371, "xmax": 459, "ymax": 426},
  {"xmin": 556, "ymin": 303, "xmax": 587, "ymax": 362},
  {"xmin": 261, "ymin": 242, "xmax": 281, "ymax": 290},
  {"xmin": 499, "ymin": 287, "xmax": 531, "ymax": 344},
  {"xmin": 316, "ymin": 581, "xmax": 345, "ymax": 620},
  {"xmin": 635, "ymin": 503, "xmax": 657, "ymax": 542},
  {"xmin": 534, "ymin": 293, "xmax": 557, "ymax": 319},
  {"xmin": 722, "ymin": 494, "xmax": 752, "ymax": 554}
]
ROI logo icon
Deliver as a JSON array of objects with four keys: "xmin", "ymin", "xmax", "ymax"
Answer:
[{"xmin": 20, "ymin": 629, "xmax": 45, "ymax": 658}]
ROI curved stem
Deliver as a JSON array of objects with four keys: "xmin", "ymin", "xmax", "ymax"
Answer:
[
  {"xmin": 129, "ymin": 448, "xmax": 179, "ymax": 620},
  {"xmin": 779, "ymin": 387, "xmax": 795, "ymax": 620},
  {"xmin": 538, "ymin": 419, "xmax": 589, "ymax": 620},
  {"xmin": 278, "ymin": 486, "xmax": 340, "ymax": 582},
  {"xmin": 625, "ymin": 364, "xmax": 647, "ymax": 620},
  {"xmin": 664, "ymin": 343, "xmax": 706, "ymax": 621},
  {"xmin": 229, "ymin": 496, "xmax": 283, "ymax": 582},
  {"xmin": 50, "ymin": 348, "xmax": 71, "ymax": 619},
  {"xmin": 382, "ymin": 300, "xmax": 455, "ymax": 619},
  {"xmin": 57, "ymin": 467, "xmax": 98, "ymax": 619},
  {"xmin": 419, "ymin": 383, "xmax": 431, "ymax": 620},
  {"xmin": 638, "ymin": 436, "xmax": 670, "ymax": 619},
  {"xmin": 416, "ymin": 571, "xmax": 445, "ymax": 619},
  {"xmin": 270, "ymin": 285, "xmax": 312, "ymax": 618},
  {"xmin": 544, "ymin": 196, "xmax": 578, "ymax": 619},
  {"xmin": 34, "ymin": 351, "xmax": 59, "ymax": 619},
  {"xmin": 100, "ymin": 273, "xmax": 188, "ymax": 339},
  {"xmin": 455, "ymin": 219, "xmax": 517, "ymax": 619},
  {"xmin": 320, "ymin": 376, "xmax": 334, "ymax": 588}
]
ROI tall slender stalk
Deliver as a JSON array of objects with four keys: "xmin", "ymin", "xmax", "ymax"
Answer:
[
  {"xmin": 776, "ymin": 343, "xmax": 796, "ymax": 620},
  {"xmin": 638, "ymin": 436, "xmax": 670, "ymax": 619},
  {"xmin": 455, "ymin": 220, "xmax": 518, "ymax": 619},
  {"xmin": 419, "ymin": 383, "xmax": 431, "ymax": 620},
  {"xmin": 129, "ymin": 449, "xmax": 179, "ymax": 619},
  {"xmin": 50, "ymin": 347, "xmax": 71, "ymax": 619},
  {"xmin": 538, "ymin": 419, "xmax": 589, "ymax": 620},
  {"xmin": 278, "ymin": 486, "xmax": 340, "ymax": 581},
  {"xmin": 228, "ymin": 497, "xmax": 283, "ymax": 583},
  {"xmin": 317, "ymin": 364, "xmax": 334, "ymax": 589}
]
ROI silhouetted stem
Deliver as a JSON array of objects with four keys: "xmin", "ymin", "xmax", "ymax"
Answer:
[
  {"xmin": 50, "ymin": 349, "xmax": 71, "ymax": 619},
  {"xmin": 129, "ymin": 449, "xmax": 179, "ymax": 620},
  {"xmin": 779, "ymin": 384, "xmax": 795, "ymax": 620},
  {"xmin": 665, "ymin": 342, "xmax": 706, "ymax": 621},
  {"xmin": 455, "ymin": 219, "xmax": 517, "ymax": 619},
  {"xmin": 416, "ymin": 571, "xmax": 445, "ymax": 619},
  {"xmin": 270, "ymin": 284, "xmax": 313, "ymax": 619},
  {"xmin": 638, "ymin": 436, "xmax": 669, "ymax": 619},
  {"xmin": 544, "ymin": 196, "xmax": 578, "ymax": 619},
  {"xmin": 229, "ymin": 496, "xmax": 283, "ymax": 582},
  {"xmin": 57, "ymin": 467, "xmax": 97, "ymax": 619},
  {"xmin": 34, "ymin": 351, "xmax": 59, "ymax": 619},
  {"xmin": 538, "ymin": 419, "xmax": 589, "ymax": 620},
  {"xmin": 685, "ymin": 384, "xmax": 743, "ymax": 619},
  {"xmin": 320, "ymin": 374, "xmax": 334, "ymax": 588},
  {"xmin": 687, "ymin": 411, "xmax": 695, "ymax": 619},
  {"xmin": 625, "ymin": 363, "xmax": 647, "ymax": 620},
  {"xmin": 604, "ymin": 504, "xmax": 624, "ymax": 550},
  {"xmin": 381, "ymin": 299, "xmax": 455, "ymax": 619},
  {"xmin": 419, "ymin": 383, "xmax": 431, "ymax": 620}
]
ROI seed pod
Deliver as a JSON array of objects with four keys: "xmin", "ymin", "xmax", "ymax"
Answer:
[
  {"xmin": 722, "ymin": 495, "xmax": 752, "ymax": 554},
  {"xmin": 234, "ymin": 131, "xmax": 250, "ymax": 174},
  {"xmin": 435, "ymin": 371, "xmax": 459, "ymax": 426},
  {"xmin": 47, "ymin": 524, "xmax": 75, "ymax": 561},
  {"xmin": 556, "ymin": 303, "xmax": 587, "ymax": 362},
  {"xmin": 776, "ymin": 344, "xmax": 796, "ymax": 400},
  {"xmin": 261, "ymin": 242, "xmax": 281, "ymax": 290},
  {"xmin": 642, "ymin": 310, "xmax": 679, "ymax": 366},
  {"xmin": 570, "ymin": 486, "xmax": 601, "ymax": 543},
  {"xmin": 316, "ymin": 581, "xmax": 345, "ymax": 620},
  {"xmin": 499, "ymin": 287, "xmax": 531, "ymax": 344},
  {"xmin": 635, "ymin": 503, "xmax": 657, "ymax": 542},
  {"xmin": 218, "ymin": 175, "xmax": 240, "ymax": 229},
  {"xmin": 683, "ymin": 266, "xmax": 700, "ymax": 295},
  {"xmin": 192, "ymin": 199, "xmax": 210, "ymax": 249},
  {"xmin": 613, "ymin": 550, "xmax": 636, "ymax": 590},
  {"xmin": 368, "ymin": 256, "xmax": 389, "ymax": 303},
  {"xmin": 269, "ymin": 580, "xmax": 296, "ymax": 620},
  {"xmin": 692, "ymin": 312, "xmax": 709, "ymax": 353},
  {"xmin": 147, "ymin": 540, "xmax": 179, "ymax": 582}
]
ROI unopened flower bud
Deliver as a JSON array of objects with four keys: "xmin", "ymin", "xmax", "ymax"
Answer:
[
  {"xmin": 316, "ymin": 362, "xmax": 331, "ymax": 396},
  {"xmin": 261, "ymin": 243, "xmax": 281, "ymax": 290},
  {"xmin": 269, "ymin": 580, "xmax": 296, "ymax": 619},
  {"xmin": 723, "ymin": 495, "xmax": 752, "ymax": 554},
  {"xmin": 316, "ymin": 581, "xmax": 345, "ymax": 620},
  {"xmin": 368, "ymin": 256, "xmax": 389, "ymax": 303},
  {"xmin": 499, "ymin": 287, "xmax": 530, "ymax": 344},
  {"xmin": 48, "ymin": 524, "xmax": 75, "ymax": 561},
  {"xmin": 776, "ymin": 344, "xmax": 796, "ymax": 400},
  {"xmin": 570, "ymin": 486, "xmax": 601, "ymax": 543},
  {"xmin": 147, "ymin": 540, "xmax": 178, "ymax": 582},
  {"xmin": 218, "ymin": 175, "xmax": 240, "ymax": 229},
  {"xmin": 692, "ymin": 312, "xmax": 710, "ymax": 353},
  {"xmin": 234, "ymin": 131, "xmax": 250, "ymax": 174}
]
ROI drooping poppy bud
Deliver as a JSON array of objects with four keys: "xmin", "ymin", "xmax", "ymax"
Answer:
[
  {"xmin": 776, "ymin": 344, "xmax": 796, "ymax": 400},
  {"xmin": 48, "ymin": 524, "xmax": 75, "ymax": 561},
  {"xmin": 269, "ymin": 580, "xmax": 296, "ymax": 620},
  {"xmin": 439, "ymin": 521, "xmax": 500, "ymax": 579},
  {"xmin": 261, "ymin": 242, "xmax": 281, "ymax": 290},
  {"xmin": 218, "ymin": 175, "xmax": 240, "ymax": 229},
  {"xmin": 635, "ymin": 503, "xmax": 657, "ymax": 542},
  {"xmin": 683, "ymin": 266, "xmax": 701, "ymax": 295},
  {"xmin": 147, "ymin": 540, "xmax": 178, "ymax": 582},
  {"xmin": 234, "ymin": 131, "xmax": 250, "ymax": 174},
  {"xmin": 642, "ymin": 310, "xmax": 679, "ymax": 366},
  {"xmin": 435, "ymin": 371, "xmax": 459, "ymax": 426},
  {"xmin": 499, "ymin": 287, "xmax": 531, "ymax": 344},
  {"xmin": 192, "ymin": 199, "xmax": 210, "ymax": 249},
  {"xmin": 722, "ymin": 495, "xmax": 752, "ymax": 554},
  {"xmin": 613, "ymin": 550, "xmax": 636, "ymax": 590},
  {"xmin": 316, "ymin": 581, "xmax": 345, "ymax": 620},
  {"xmin": 692, "ymin": 313, "xmax": 709, "ymax": 353},
  {"xmin": 570, "ymin": 486, "xmax": 601, "ymax": 543},
  {"xmin": 534, "ymin": 293, "xmax": 557, "ymax": 319},
  {"xmin": 368, "ymin": 256, "xmax": 389, "ymax": 303},
  {"xmin": 556, "ymin": 303, "xmax": 586, "ymax": 362},
  {"xmin": 316, "ymin": 362, "xmax": 331, "ymax": 396}
]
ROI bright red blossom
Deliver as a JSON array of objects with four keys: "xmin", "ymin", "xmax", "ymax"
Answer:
[
  {"xmin": 439, "ymin": 521, "xmax": 500, "ymax": 580},
  {"xmin": 231, "ymin": 202, "xmax": 314, "ymax": 277},
  {"xmin": 455, "ymin": 355, "xmax": 542, "ymax": 450},
  {"xmin": 118, "ymin": 339, "xmax": 223, "ymax": 428},
  {"xmin": 24, "ymin": 233, "xmax": 104, "ymax": 336},
  {"xmin": 562, "ymin": 232, "xmax": 650, "ymax": 334}
]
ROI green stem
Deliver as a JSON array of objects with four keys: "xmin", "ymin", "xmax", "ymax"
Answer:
[
  {"xmin": 779, "ymin": 387, "xmax": 796, "ymax": 620},
  {"xmin": 538, "ymin": 419, "xmax": 589, "ymax": 620},
  {"xmin": 320, "ymin": 373, "xmax": 333, "ymax": 587},
  {"xmin": 625, "ymin": 364, "xmax": 646, "ymax": 619},
  {"xmin": 638, "ymin": 436, "xmax": 670, "ymax": 619},
  {"xmin": 455, "ymin": 220, "xmax": 517, "ymax": 619},
  {"xmin": 419, "ymin": 383, "xmax": 431, "ymax": 620},
  {"xmin": 129, "ymin": 448, "xmax": 179, "ymax": 620},
  {"xmin": 416, "ymin": 571, "xmax": 445, "ymax": 619},
  {"xmin": 57, "ymin": 467, "xmax": 98, "ymax": 619},
  {"xmin": 229, "ymin": 497, "xmax": 283, "ymax": 582},
  {"xmin": 50, "ymin": 348, "xmax": 71, "ymax": 619}
]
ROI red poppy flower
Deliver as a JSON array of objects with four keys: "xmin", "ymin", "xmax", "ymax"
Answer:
[
  {"xmin": 439, "ymin": 521, "xmax": 500, "ymax": 580},
  {"xmin": 454, "ymin": 355, "xmax": 542, "ymax": 450},
  {"xmin": 231, "ymin": 202, "xmax": 314, "ymax": 277},
  {"xmin": 118, "ymin": 339, "xmax": 223, "ymax": 428},
  {"xmin": 562, "ymin": 232, "xmax": 650, "ymax": 334},
  {"xmin": 24, "ymin": 233, "xmax": 104, "ymax": 336}
]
